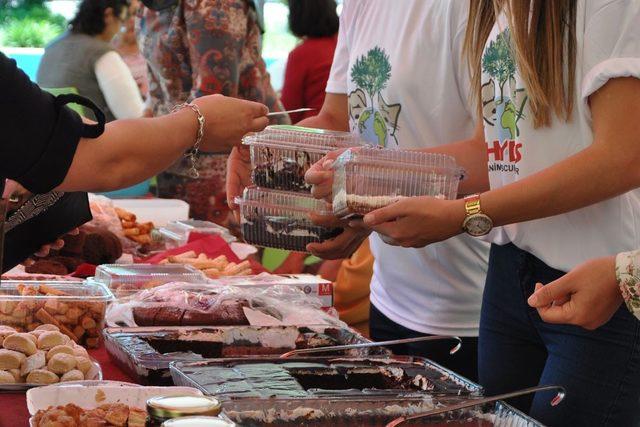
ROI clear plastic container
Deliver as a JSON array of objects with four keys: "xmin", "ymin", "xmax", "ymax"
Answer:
[
  {"xmin": 0, "ymin": 280, "xmax": 114, "ymax": 348},
  {"xmin": 235, "ymin": 188, "xmax": 342, "ymax": 252},
  {"xmin": 243, "ymin": 125, "xmax": 364, "ymax": 193},
  {"xmin": 158, "ymin": 220, "xmax": 237, "ymax": 249},
  {"xmin": 92, "ymin": 264, "xmax": 207, "ymax": 297},
  {"xmin": 331, "ymin": 148, "xmax": 465, "ymax": 217}
]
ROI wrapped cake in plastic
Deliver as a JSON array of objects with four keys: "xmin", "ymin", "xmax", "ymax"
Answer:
[
  {"xmin": 243, "ymin": 125, "xmax": 363, "ymax": 193},
  {"xmin": 235, "ymin": 188, "xmax": 342, "ymax": 252},
  {"xmin": 106, "ymin": 282, "xmax": 342, "ymax": 328},
  {"xmin": 331, "ymin": 148, "xmax": 465, "ymax": 217}
]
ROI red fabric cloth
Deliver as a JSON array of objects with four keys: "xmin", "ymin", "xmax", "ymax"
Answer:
[
  {"xmin": 280, "ymin": 35, "xmax": 338, "ymax": 123},
  {"xmin": 2, "ymin": 347, "xmax": 132, "ymax": 427},
  {"xmin": 143, "ymin": 234, "xmax": 241, "ymax": 264}
]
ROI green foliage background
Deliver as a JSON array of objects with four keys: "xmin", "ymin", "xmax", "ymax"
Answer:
[{"xmin": 0, "ymin": 1, "xmax": 66, "ymax": 47}]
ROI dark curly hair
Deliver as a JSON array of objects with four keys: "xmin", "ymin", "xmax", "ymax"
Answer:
[
  {"xmin": 69, "ymin": 0, "xmax": 130, "ymax": 36},
  {"xmin": 288, "ymin": 0, "xmax": 339, "ymax": 39}
]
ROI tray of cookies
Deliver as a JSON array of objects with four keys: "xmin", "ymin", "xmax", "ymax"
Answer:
[
  {"xmin": 243, "ymin": 125, "xmax": 364, "ymax": 193},
  {"xmin": 0, "ymin": 324, "xmax": 101, "ymax": 391},
  {"xmin": 0, "ymin": 281, "xmax": 114, "ymax": 348},
  {"xmin": 331, "ymin": 148, "xmax": 465, "ymax": 218}
]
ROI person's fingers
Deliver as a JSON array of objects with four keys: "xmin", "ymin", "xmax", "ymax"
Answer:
[
  {"xmin": 307, "ymin": 232, "xmax": 353, "ymax": 259},
  {"xmin": 34, "ymin": 245, "xmax": 51, "ymax": 258},
  {"xmin": 251, "ymin": 102, "xmax": 269, "ymax": 117},
  {"xmin": 309, "ymin": 212, "xmax": 345, "ymax": 228},
  {"xmin": 68, "ymin": 228, "xmax": 80, "ymax": 236},
  {"xmin": 23, "ymin": 258, "xmax": 35, "ymax": 267},
  {"xmin": 527, "ymin": 278, "xmax": 572, "ymax": 308},
  {"xmin": 305, "ymin": 169, "xmax": 333, "ymax": 186},
  {"xmin": 363, "ymin": 202, "xmax": 404, "ymax": 227},
  {"xmin": 51, "ymin": 239, "xmax": 65, "ymax": 250},
  {"xmin": 347, "ymin": 218, "xmax": 369, "ymax": 231},
  {"xmin": 249, "ymin": 116, "xmax": 269, "ymax": 132},
  {"xmin": 536, "ymin": 299, "xmax": 575, "ymax": 324}
]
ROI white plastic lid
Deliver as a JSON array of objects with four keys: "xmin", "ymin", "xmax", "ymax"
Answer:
[{"xmin": 242, "ymin": 125, "xmax": 363, "ymax": 153}]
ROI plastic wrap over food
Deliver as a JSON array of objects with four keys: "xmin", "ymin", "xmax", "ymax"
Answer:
[
  {"xmin": 106, "ymin": 282, "xmax": 343, "ymax": 328},
  {"xmin": 87, "ymin": 194, "xmax": 137, "ymax": 253}
]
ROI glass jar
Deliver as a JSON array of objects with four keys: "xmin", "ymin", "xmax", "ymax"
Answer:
[
  {"xmin": 146, "ymin": 395, "xmax": 222, "ymax": 427},
  {"xmin": 162, "ymin": 416, "xmax": 236, "ymax": 427}
]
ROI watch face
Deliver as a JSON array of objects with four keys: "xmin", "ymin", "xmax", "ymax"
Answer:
[{"xmin": 463, "ymin": 214, "xmax": 493, "ymax": 237}]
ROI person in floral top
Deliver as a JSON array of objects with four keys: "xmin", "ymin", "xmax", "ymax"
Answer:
[
  {"xmin": 528, "ymin": 252, "xmax": 640, "ymax": 329},
  {"xmin": 137, "ymin": 0, "xmax": 288, "ymax": 224}
]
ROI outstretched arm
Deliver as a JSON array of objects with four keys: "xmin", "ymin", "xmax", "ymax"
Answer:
[{"xmin": 59, "ymin": 95, "xmax": 268, "ymax": 192}]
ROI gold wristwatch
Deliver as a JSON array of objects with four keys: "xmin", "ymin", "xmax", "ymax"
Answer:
[{"xmin": 462, "ymin": 194, "xmax": 493, "ymax": 237}]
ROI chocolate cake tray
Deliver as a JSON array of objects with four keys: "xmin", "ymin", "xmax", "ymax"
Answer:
[
  {"xmin": 103, "ymin": 325, "xmax": 388, "ymax": 386},
  {"xmin": 168, "ymin": 357, "xmax": 525, "ymax": 427}
]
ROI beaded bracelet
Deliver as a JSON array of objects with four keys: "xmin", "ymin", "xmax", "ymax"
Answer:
[
  {"xmin": 615, "ymin": 250, "xmax": 640, "ymax": 320},
  {"xmin": 172, "ymin": 102, "xmax": 205, "ymax": 179}
]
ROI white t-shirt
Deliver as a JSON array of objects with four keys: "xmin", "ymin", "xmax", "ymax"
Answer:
[
  {"xmin": 326, "ymin": 0, "xmax": 490, "ymax": 336},
  {"xmin": 95, "ymin": 51, "xmax": 145, "ymax": 120},
  {"xmin": 483, "ymin": 1, "xmax": 640, "ymax": 272}
]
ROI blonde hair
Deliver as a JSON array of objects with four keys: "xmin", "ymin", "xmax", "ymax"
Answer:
[{"xmin": 464, "ymin": 0, "xmax": 577, "ymax": 128}]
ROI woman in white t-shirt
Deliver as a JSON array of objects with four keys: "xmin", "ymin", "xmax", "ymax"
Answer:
[{"xmin": 348, "ymin": 1, "xmax": 640, "ymax": 425}]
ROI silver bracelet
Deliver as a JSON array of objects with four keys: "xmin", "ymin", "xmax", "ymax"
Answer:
[{"xmin": 172, "ymin": 102, "xmax": 205, "ymax": 179}]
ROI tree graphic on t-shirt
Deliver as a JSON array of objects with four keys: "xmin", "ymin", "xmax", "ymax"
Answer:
[
  {"xmin": 482, "ymin": 29, "xmax": 527, "ymax": 139},
  {"xmin": 482, "ymin": 29, "xmax": 515, "ymax": 102},
  {"xmin": 350, "ymin": 47, "xmax": 397, "ymax": 146}
]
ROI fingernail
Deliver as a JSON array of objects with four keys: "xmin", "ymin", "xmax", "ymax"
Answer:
[
  {"xmin": 527, "ymin": 294, "xmax": 537, "ymax": 306},
  {"xmin": 322, "ymin": 159, "xmax": 334, "ymax": 169}
]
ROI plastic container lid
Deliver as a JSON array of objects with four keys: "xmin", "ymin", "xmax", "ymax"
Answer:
[
  {"xmin": 0, "ymin": 280, "xmax": 114, "ymax": 301},
  {"xmin": 147, "ymin": 395, "xmax": 221, "ymax": 418},
  {"xmin": 235, "ymin": 187, "xmax": 332, "ymax": 216},
  {"xmin": 93, "ymin": 264, "xmax": 206, "ymax": 289},
  {"xmin": 332, "ymin": 147, "xmax": 464, "ymax": 176},
  {"xmin": 243, "ymin": 125, "xmax": 362, "ymax": 153},
  {"xmin": 159, "ymin": 220, "xmax": 236, "ymax": 246},
  {"xmin": 162, "ymin": 416, "xmax": 235, "ymax": 427}
]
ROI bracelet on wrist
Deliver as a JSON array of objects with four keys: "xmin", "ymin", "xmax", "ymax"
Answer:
[{"xmin": 172, "ymin": 102, "xmax": 205, "ymax": 179}]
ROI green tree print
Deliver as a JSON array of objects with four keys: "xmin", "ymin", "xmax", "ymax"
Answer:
[
  {"xmin": 482, "ymin": 29, "xmax": 516, "ymax": 102},
  {"xmin": 351, "ymin": 47, "xmax": 392, "ymax": 106}
]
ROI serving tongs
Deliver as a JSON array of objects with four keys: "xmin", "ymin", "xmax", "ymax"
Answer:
[
  {"xmin": 279, "ymin": 335, "xmax": 462, "ymax": 358},
  {"xmin": 385, "ymin": 385, "xmax": 566, "ymax": 427}
]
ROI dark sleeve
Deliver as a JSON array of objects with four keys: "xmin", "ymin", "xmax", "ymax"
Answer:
[{"xmin": 0, "ymin": 52, "xmax": 84, "ymax": 194}]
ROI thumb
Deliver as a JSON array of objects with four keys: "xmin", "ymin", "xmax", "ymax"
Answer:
[
  {"xmin": 528, "ymin": 278, "xmax": 572, "ymax": 308},
  {"xmin": 363, "ymin": 200, "xmax": 404, "ymax": 226}
]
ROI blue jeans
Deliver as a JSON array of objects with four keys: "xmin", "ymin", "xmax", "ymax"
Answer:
[{"xmin": 480, "ymin": 243, "xmax": 640, "ymax": 426}]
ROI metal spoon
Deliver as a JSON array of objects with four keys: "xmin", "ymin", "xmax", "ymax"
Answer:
[
  {"xmin": 279, "ymin": 335, "xmax": 462, "ymax": 358},
  {"xmin": 267, "ymin": 108, "xmax": 316, "ymax": 117},
  {"xmin": 385, "ymin": 385, "xmax": 566, "ymax": 427}
]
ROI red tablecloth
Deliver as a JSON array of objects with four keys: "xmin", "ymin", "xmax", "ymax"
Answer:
[{"xmin": 1, "ymin": 347, "xmax": 132, "ymax": 427}]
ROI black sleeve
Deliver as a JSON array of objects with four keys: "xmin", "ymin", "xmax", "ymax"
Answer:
[{"xmin": 0, "ymin": 52, "xmax": 104, "ymax": 194}]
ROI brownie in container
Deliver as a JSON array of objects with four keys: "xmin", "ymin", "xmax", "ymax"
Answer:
[
  {"xmin": 243, "ymin": 125, "xmax": 364, "ymax": 193},
  {"xmin": 331, "ymin": 148, "xmax": 465, "ymax": 218},
  {"xmin": 235, "ymin": 188, "xmax": 342, "ymax": 252}
]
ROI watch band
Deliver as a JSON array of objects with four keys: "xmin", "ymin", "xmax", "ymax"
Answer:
[{"xmin": 464, "ymin": 194, "xmax": 482, "ymax": 216}]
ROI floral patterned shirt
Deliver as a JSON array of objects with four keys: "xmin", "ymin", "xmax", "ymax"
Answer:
[
  {"xmin": 137, "ymin": 0, "xmax": 285, "ymax": 116},
  {"xmin": 615, "ymin": 250, "xmax": 640, "ymax": 321}
]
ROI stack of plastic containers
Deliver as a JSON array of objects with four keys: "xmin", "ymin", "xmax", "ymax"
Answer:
[
  {"xmin": 157, "ymin": 219, "xmax": 237, "ymax": 249},
  {"xmin": 236, "ymin": 125, "xmax": 364, "ymax": 251},
  {"xmin": 331, "ymin": 148, "xmax": 465, "ymax": 218}
]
